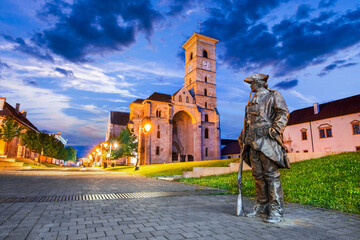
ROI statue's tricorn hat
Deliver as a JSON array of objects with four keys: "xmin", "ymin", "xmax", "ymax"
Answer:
[{"xmin": 244, "ymin": 74, "xmax": 269, "ymax": 84}]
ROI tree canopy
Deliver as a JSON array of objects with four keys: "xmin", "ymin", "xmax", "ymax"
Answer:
[
  {"xmin": 65, "ymin": 146, "xmax": 77, "ymax": 161},
  {"xmin": 111, "ymin": 127, "xmax": 137, "ymax": 159},
  {"xmin": 0, "ymin": 116, "xmax": 23, "ymax": 154},
  {"xmin": 20, "ymin": 130, "xmax": 68, "ymax": 160}
]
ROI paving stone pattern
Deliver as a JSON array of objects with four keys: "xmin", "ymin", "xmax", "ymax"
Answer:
[{"xmin": 0, "ymin": 170, "xmax": 359, "ymax": 240}]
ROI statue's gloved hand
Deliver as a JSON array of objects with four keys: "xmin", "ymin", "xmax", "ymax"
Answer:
[{"xmin": 268, "ymin": 127, "xmax": 278, "ymax": 140}]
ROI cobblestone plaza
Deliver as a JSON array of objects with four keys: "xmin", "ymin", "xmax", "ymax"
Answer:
[{"xmin": 0, "ymin": 170, "xmax": 359, "ymax": 240}]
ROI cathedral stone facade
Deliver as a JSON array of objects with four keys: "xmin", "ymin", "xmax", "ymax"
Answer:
[{"xmin": 106, "ymin": 33, "xmax": 221, "ymax": 164}]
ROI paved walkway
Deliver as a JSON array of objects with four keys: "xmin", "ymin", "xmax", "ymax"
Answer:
[{"xmin": 0, "ymin": 169, "xmax": 359, "ymax": 240}]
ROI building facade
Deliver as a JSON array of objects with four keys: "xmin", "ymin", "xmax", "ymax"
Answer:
[
  {"xmin": 105, "ymin": 111, "xmax": 130, "ymax": 140},
  {"xmin": 283, "ymin": 94, "xmax": 360, "ymax": 153},
  {"xmin": 107, "ymin": 33, "xmax": 221, "ymax": 164},
  {"xmin": 0, "ymin": 97, "xmax": 40, "ymax": 157}
]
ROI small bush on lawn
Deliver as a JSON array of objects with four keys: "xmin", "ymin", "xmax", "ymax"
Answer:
[{"xmin": 179, "ymin": 152, "xmax": 360, "ymax": 214}]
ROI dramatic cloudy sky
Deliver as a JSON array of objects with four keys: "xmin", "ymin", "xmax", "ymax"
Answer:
[{"xmin": 1, "ymin": 0, "xmax": 359, "ymax": 153}]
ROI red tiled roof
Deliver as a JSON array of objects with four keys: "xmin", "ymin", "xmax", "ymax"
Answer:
[
  {"xmin": 110, "ymin": 111, "xmax": 130, "ymax": 125},
  {"xmin": 221, "ymin": 141, "xmax": 241, "ymax": 155},
  {"xmin": 147, "ymin": 92, "xmax": 172, "ymax": 103},
  {"xmin": 0, "ymin": 102, "xmax": 39, "ymax": 132},
  {"xmin": 288, "ymin": 94, "xmax": 360, "ymax": 126}
]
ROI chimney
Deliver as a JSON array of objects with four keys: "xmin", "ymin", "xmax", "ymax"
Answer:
[
  {"xmin": 313, "ymin": 103, "xmax": 319, "ymax": 114},
  {"xmin": 22, "ymin": 110, "xmax": 28, "ymax": 118},
  {"xmin": 0, "ymin": 97, "xmax": 5, "ymax": 111},
  {"xmin": 15, "ymin": 103, "xmax": 20, "ymax": 113}
]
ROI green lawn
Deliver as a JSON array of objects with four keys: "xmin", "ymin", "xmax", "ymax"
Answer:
[
  {"xmin": 41, "ymin": 162, "xmax": 60, "ymax": 168},
  {"xmin": 15, "ymin": 158, "xmax": 46, "ymax": 168},
  {"xmin": 178, "ymin": 152, "xmax": 360, "ymax": 214},
  {"xmin": 107, "ymin": 158, "xmax": 238, "ymax": 177},
  {"xmin": 15, "ymin": 158, "xmax": 61, "ymax": 168}
]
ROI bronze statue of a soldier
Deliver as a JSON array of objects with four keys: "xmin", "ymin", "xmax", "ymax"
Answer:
[{"xmin": 238, "ymin": 73, "xmax": 290, "ymax": 223}]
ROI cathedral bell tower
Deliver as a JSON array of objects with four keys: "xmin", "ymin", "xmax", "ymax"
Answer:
[{"xmin": 182, "ymin": 33, "xmax": 219, "ymax": 110}]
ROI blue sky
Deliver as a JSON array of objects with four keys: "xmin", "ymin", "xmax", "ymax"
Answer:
[{"xmin": 1, "ymin": 0, "xmax": 360, "ymax": 151}]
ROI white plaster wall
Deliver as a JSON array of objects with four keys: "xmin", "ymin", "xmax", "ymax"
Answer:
[{"xmin": 284, "ymin": 113, "xmax": 360, "ymax": 152}]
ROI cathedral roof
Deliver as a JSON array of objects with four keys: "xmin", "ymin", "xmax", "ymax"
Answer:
[
  {"xmin": 132, "ymin": 98, "xmax": 145, "ymax": 104},
  {"xmin": 146, "ymin": 92, "xmax": 172, "ymax": 103},
  {"xmin": 288, "ymin": 94, "xmax": 360, "ymax": 126},
  {"xmin": 110, "ymin": 111, "xmax": 130, "ymax": 126}
]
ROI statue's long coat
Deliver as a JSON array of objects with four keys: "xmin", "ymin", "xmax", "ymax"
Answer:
[{"xmin": 239, "ymin": 90, "xmax": 290, "ymax": 169}]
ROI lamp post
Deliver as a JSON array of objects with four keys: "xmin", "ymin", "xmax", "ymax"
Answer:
[
  {"xmin": 135, "ymin": 122, "xmax": 152, "ymax": 171},
  {"xmin": 88, "ymin": 154, "xmax": 92, "ymax": 167},
  {"xmin": 102, "ymin": 142, "xmax": 118, "ymax": 168},
  {"xmin": 92, "ymin": 152, "xmax": 95, "ymax": 167}
]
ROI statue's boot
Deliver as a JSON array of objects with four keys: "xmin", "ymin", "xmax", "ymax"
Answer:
[
  {"xmin": 264, "ymin": 177, "xmax": 284, "ymax": 223},
  {"xmin": 246, "ymin": 179, "xmax": 268, "ymax": 217}
]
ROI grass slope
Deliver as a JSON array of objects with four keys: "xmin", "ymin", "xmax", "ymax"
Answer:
[
  {"xmin": 178, "ymin": 152, "xmax": 360, "ymax": 214},
  {"xmin": 107, "ymin": 158, "xmax": 238, "ymax": 177}
]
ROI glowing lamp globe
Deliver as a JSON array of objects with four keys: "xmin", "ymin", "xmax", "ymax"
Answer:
[{"xmin": 144, "ymin": 123, "xmax": 151, "ymax": 132}]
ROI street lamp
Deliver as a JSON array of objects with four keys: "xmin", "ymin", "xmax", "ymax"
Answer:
[
  {"xmin": 92, "ymin": 152, "xmax": 95, "ymax": 167},
  {"xmin": 103, "ymin": 141, "xmax": 118, "ymax": 168},
  {"xmin": 135, "ymin": 121, "xmax": 152, "ymax": 171}
]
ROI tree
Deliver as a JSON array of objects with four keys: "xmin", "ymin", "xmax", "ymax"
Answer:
[
  {"xmin": 20, "ymin": 130, "xmax": 38, "ymax": 158},
  {"xmin": 112, "ymin": 127, "xmax": 137, "ymax": 159},
  {"xmin": 21, "ymin": 131, "xmax": 68, "ymax": 160},
  {"xmin": 0, "ymin": 116, "xmax": 23, "ymax": 154},
  {"xmin": 65, "ymin": 146, "xmax": 77, "ymax": 161}
]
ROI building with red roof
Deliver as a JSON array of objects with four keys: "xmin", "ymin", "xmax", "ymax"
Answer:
[
  {"xmin": 0, "ymin": 97, "xmax": 40, "ymax": 157},
  {"xmin": 283, "ymin": 94, "xmax": 360, "ymax": 153}
]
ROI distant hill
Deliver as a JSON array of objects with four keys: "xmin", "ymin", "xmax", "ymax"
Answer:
[{"xmin": 71, "ymin": 146, "xmax": 92, "ymax": 158}]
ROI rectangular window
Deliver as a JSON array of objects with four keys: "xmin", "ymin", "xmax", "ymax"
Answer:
[
  {"xmin": 326, "ymin": 128, "xmax": 332, "ymax": 137},
  {"xmin": 301, "ymin": 131, "xmax": 307, "ymax": 140},
  {"xmin": 303, "ymin": 150, "xmax": 308, "ymax": 153},
  {"xmin": 353, "ymin": 124, "xmax": 360, "ymax": 134},
  {"xmin": 356, "ymin": 146, "xmax": 360, "ymax": 152},
  {"xmin": 320, "ymin": 128, "xmax": 332, "ymax": 138},
  {"xmin": 156, "ymin": 147, "xmax": 160, "ymax": 155}
]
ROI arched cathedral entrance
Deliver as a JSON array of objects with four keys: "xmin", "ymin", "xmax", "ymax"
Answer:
[{"xmin": 172, "ymin": 111, "xmax": 194, "ymax": 162}]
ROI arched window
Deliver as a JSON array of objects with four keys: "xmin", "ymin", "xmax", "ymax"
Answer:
[
  {"xmin": 205, "ymin": 76, "xmax": 208, "ymax": 82},
  {"xmin": 156, "ymin": 109, "xmax": 161, "ymax": 117},
  {"xmin": 156, "ymin": 146, "xmax": 160, "ymax": 155},
  {"xmin": 203, "ymin": 50, "xmax": 208, "ymax": 58},
  {"xmin": 205, "ymin": 147, "xmax": 208, "ymax": 157},
  {"xmin": 205, "ymin": 128, "xmax": 209, "ymax": 139},
  {"xmin": 204, "ymin": 89, "xmax": 208, "ymax": 96},
  {"xmin": 189, "ymin": 52, "xmax": 193, "ymax": 61},
  {"xmin": 205, "ymin": 102, "xmax": 208, "ymax": 108},
  {"xmin": 157, "ymin": 131, "xmax": 160, "ymax": 138},
  {"xmin": 179, "ymin": 95, "xmax": 182, "ymax": 102},
  {"xmin": 205, "ymin": 114, "xmax": 208, "ymax": 122},
  {"xmin": 186, "ymin": 96, "xmax": 189, "ymax": 103},
  {"xmin": 189, "ymin": 78, "xmax": 192, "ymax": 84}
]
